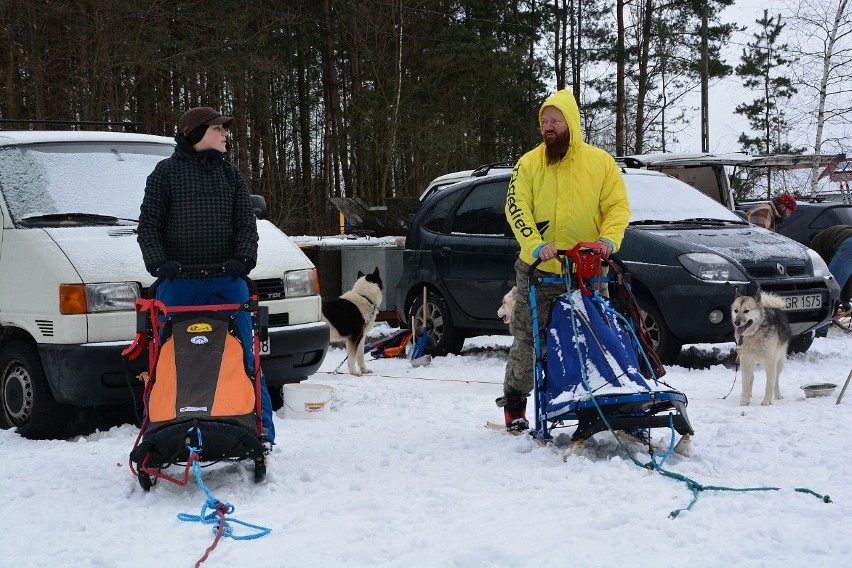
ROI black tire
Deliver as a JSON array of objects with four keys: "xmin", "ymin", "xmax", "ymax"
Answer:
[
  {"xmin": 254, "ymin": 457, "xmax": 266, "ymax": 483},
  {"xmin": 267, "ymin": 384, "xmax": 284, "ymax": 411},
  {"xmin": 410, "ymin": 290, "xmax": 465, "ymax": 356},
  {"xmin": 0, "ymin": 340, "xmax": 72, "ymax": 439},
  {"xmin": 788, "ymin": 331, "xmax": 814, "ymax": 354},
  {"xmin": 635, "ymin": 298, "xmax": 682, "ymax": 365},
  {"xmin": 137, "ymin": 470, "xmax": 154, "ymax": 492}
]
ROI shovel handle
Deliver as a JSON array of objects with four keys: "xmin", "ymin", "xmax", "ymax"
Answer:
[{"xmin": 422, "ymin": 286, "xmax": 428, "ymax": 329}]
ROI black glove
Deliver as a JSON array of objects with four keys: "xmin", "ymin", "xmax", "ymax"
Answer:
[
  {"xmin": 223, "ymin": 258, "xmax": 249, "ymax": 281},
  {"xmin": 155, "ymin": 260, "xmax": 181, "ymax": 281}
]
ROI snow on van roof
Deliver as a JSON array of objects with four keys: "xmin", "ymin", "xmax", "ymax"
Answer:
[{"xmin": 0, "ymin": 130, "xmax": 174, "ymax": 147}]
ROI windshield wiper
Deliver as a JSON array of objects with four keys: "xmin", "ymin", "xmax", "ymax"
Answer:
[
  {"xmin": 630, "ymin": 217, "xmax": 745, "ymax": 227},
  {"xmin": 629, "ymin": 219, "xmax": 680, "ymax": 226},
  {"xmin": 678, "ymin": 217, "xmax": 749, "ymax": 225},
  {"xmin": 20, "ymin": 212, "xmax": 137, "ymax": 227}
]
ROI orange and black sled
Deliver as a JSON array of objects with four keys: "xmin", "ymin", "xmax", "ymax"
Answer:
[{"xmin": 123, "ymin": 271, "xmax": 268, "ymax": 491}]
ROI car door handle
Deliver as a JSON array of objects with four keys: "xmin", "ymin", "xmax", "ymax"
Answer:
[{"xmin": 440, "ymin": 246, "xmax": 452, "ymax": 256}]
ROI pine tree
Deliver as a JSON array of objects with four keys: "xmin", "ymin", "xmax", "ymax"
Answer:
[{"xmin": 734, "ymin": 10, "xmax": 805, "ymax": 197}]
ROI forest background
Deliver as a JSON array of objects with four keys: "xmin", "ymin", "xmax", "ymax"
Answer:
[{"xmin": 1, "ymin": 0, "xmax": 850, "ymax": 235}]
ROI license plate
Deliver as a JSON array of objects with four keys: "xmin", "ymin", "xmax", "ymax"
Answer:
[
  {"xmin": 782, "ymin": 293, "xmax": 823, "ymax": 311},
  {"xmin": 260, "ymin": 337, "xmax": 271, "ymax": 356}
]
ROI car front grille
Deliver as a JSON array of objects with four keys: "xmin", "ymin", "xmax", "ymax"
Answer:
[
  {"xmin": 744, "ymin": 263, "xmax": 806, "ymax": 278},
  {"xmin": 268, "ymin": 312, "xmax": 290, "ymax": 326},
  {"xmin": 255, "ymin": 277, "xmax": 285, "ymax": 300},
  {"xmin": 142, "ymin": 278, "xmax": 286, "ymax": 301},
  {"xmin": 139, "ymin": 278, "xmax": 291, "ymax": 326}
]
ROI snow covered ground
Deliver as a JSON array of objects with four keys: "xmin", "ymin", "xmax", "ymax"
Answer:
[{"xmin": 1, "ymin": 325, "xmax": 850, "ymax": 568}]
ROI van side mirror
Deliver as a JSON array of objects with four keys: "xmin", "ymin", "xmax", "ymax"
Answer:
[{"xmin": 250, "ymin": 194, "xmax": 267, "ymax": 220}]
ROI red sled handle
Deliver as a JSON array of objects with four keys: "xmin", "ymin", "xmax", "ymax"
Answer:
[{"xmin": 529, "ymin": 242, "xmax": 606, "ymax": 294}]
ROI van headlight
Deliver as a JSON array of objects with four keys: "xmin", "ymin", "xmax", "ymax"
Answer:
[
  {"xmin": 805, "ymin": 248, "xmax": 832, "ymax": 278},
  {"xmin": 59, "ymin": 282, "xmax": 140, "ymax": 314},
  {"xmin": 284, "ymin": 268, "xmax": 319, "ymax": 298},
  {"xmin": 679, "ymin": 253, "xmax": 748, "ymax": 282}
]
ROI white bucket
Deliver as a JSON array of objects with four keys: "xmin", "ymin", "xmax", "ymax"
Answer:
[{"xmin": 282, "ymin": 383, "xmax": 334, "ymax": 418}]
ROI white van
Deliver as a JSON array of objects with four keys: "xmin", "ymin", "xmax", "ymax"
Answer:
[{"xmin": 0, "ymin": 130, "xmax": 329, "ymax": 439}]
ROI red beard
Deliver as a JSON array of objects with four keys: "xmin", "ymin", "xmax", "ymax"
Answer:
[{"xmin": 544, "ymin": 130, "xmax": 570, "ymax": 165}]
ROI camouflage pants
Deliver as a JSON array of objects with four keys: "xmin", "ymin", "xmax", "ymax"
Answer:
[{"xmin": 503, "ymin": 258, "xmax": 566, "ymax": 396}]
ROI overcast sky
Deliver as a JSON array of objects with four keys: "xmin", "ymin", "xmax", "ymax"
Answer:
[{"xmin": 673, "ymin": 0, "xmax": 848, "ymax": 156}]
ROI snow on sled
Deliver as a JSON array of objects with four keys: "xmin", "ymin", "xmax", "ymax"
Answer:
[
  {"xmin": 123, "ymin": 268, "xmax": 268, "ymax": 491},
  {"xmin": 531, "ymin": 244, "xmax": 694, "ymax": 446}
]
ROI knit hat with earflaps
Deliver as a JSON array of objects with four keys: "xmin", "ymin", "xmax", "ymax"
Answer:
[{"xmin": 775, "ymin": 192, "xmax": 798, "ymax": 213}]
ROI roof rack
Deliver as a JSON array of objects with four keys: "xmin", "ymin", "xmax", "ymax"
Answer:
[
  {"xmin": 616, "ymin": 156, "xmax": 646, "ymax": 169},
  {"xmin": 471, "ymin": 160, "xmax": 515, "ymax": 177},
  {"xmin": 0, "ymin": 119, "xmax": 143, "ymax": 133}
]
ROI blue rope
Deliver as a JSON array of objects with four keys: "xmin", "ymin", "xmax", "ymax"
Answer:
[
  {"xmin": 177, "ymin": 439, "xmax": 272, "ymax": 541},
  {"xmin": 558, "ymin": 283, "xmax": 833, "ymax": 517}
]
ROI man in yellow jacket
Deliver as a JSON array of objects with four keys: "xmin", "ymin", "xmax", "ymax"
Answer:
[{"xmin": 498, "ymin": 89, "xmax": 630, "ymax": 431}]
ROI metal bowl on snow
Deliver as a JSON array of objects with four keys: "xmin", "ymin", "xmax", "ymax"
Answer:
[{"xmin": 800, "ymin": 383, "xmax": 837, "ymax": 398}]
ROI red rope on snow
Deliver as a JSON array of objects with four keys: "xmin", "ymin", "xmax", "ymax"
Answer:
[
  {"xmin": 193, "ymin": 502, "xmax": 230, "ymax": 568},
  {"xmin": 314, "ymin": 370, "xmax": 502, "ymax": 385}
]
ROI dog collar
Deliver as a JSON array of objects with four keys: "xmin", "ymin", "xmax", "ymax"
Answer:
[{"xmin": 359, "ymin": 294, "xmax": 379, "ymax": 313}]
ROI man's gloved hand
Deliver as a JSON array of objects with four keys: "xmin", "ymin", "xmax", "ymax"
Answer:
[
  {"xmin": 590, "ymin": 240, "xmax": 613, "ymax": 259},
  {"xmin": 155, "ymin": 261, "xmax": 182, "ymax": 281},
  {"xmin": 223, "ymin": 258, "xmax": 249, "ymax": 281}
]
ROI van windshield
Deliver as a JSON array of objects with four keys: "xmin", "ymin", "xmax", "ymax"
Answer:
[{"xmin": 0, "ymin": 141, "xmax": 173, "ymax": 226}]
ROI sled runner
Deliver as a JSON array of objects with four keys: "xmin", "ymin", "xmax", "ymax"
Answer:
[
  {"xmin": 123, "ymin": 266, "xmax": 269, "ymax": 491},
  {"xmin": 530, "ymin": 244, "xmax": 694, "ymax": 446}
]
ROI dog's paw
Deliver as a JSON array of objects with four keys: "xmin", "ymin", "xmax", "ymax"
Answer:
[
  {"xmin": 360, "ymin": 368, "xmax": 373, "ymax": 375},
  {"xmin": 761, "ymin": 399, "xmax": 773, "ymax": 406},
  {"xmin": 348, "ymin": 368, "xmax": 363, "ymax": 377},
  {"xmin": 739, "ymin": 398, "xmax": 750, "ymax": 406}
]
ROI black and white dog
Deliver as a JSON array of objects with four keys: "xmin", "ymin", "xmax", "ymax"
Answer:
[{"xmin": 322, "ymin": 267, "xmax": 383, "ymax": 376}]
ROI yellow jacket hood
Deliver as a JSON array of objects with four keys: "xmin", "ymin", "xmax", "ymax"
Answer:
[{"xmin": 538, "ymin": 89, "xmax": 584, "ymax": 149}]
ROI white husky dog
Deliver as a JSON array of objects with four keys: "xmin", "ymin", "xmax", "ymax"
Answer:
[
  {"xmin": 322, "ymin": 267, "xmax": 383, "ymax": 376},
  {"xmin": 731, "ymin": 289, "xmax": 791, "ymax": 406},
  {"xmin": 497, "ymin": 286, "xmax": 517, "ymax": 332}
]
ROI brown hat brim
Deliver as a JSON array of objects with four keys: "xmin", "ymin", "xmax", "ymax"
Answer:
[
  {"xmin": 206, "ymin": 115, "xmax": 234, "ymax": 128},
  {"xmin": 179, "ymin": 106, "xmax": 235, "ymax": 135}
]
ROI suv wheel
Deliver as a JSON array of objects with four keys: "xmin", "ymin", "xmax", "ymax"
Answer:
[
  {"xmin": 636, "ymin": 298, "xmax": 682, "ymax": 364},
  {"xmin": 0, "ymin": 340, "xmax": 72, "ymax": 439},
  {"xmin": 410, "ymin": 290, "xmax": 465, "ymax": 356}
]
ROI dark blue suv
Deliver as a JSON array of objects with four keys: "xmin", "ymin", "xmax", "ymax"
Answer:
[{"xmin": 395, "ymin": 167, "xmax": 840, "ymax": 363}]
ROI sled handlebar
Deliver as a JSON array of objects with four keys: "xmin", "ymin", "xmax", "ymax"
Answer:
[
  {"xmin": 148, "ymin": 263, "xmax": 258, "ymax": 297},
  {"xmin": 528, "ymin": 242, "xmax": 604, "ymax": 272}
]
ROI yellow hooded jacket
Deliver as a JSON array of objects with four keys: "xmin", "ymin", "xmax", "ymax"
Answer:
[{"xmin": 505, "ymin": 90, "xmax": 630, "ymax": 274}]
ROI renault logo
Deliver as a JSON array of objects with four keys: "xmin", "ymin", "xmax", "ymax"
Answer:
[{"xmin": 776, "ymin": 262, "xmax": 785, "ymax": 275}]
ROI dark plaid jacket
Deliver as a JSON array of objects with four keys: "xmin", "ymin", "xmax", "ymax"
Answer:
[{"xmin": 138, "ymin": 136, "xmax": 258, "ymax": 275}]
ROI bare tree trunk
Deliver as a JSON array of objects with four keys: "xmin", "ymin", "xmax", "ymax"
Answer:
[
  {"xmin": 700, "ymin": 6, "xmax": 709, "ymax": 152},
  {"xmin": 554, "ymin": 0, "xmax": 565, "ymax": 90},
  {"xmin": 381, "ymin": 1, "xmax": 403, "ymax": 200},
  {"xmin": 296, "ymin": 40, "xmax": 312, "ymax": 195},
  {"xmin": 810, "ymin": 0, "xmax": 847, "ymax": 195},
  {"xmin": 634, "ymin": 0, "xmax": 653, "ymax": 154},
  {"xmin": 573, "ymin": 0, "xmax": 581, "ymax": 103},
  {"xmin": 616, "ymin": 0, "xmax": 625, "ymax": 155},
  {"xmin": 321, "ymin": 0, "xmax": 337, "ymax": 197}
]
